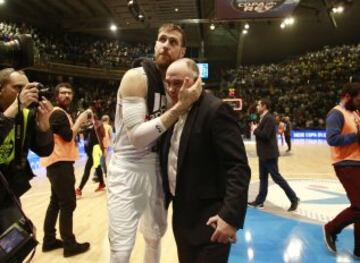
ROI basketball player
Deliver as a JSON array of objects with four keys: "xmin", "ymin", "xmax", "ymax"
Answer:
[{"xmin": 107, "ymin": 24, "xmax": 202, "ymax": 263}]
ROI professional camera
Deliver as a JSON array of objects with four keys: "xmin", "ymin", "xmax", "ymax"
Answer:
[
  {"xmin": 0, "ymin": 34, "xmax": 34, "ymax": 69},
  {"xmin": 28, "ymin": 83, "xmax": 52, "ymax": 109}
]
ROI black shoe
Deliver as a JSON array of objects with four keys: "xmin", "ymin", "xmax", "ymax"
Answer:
[
  {"xmin": 42, "ymin": 239, "xmax": 63, "ymax": 252},
  {"xmin": 322, "ymin": 225, "xmax": 337, "ymax": 253},
  {"xmin": 354, "ymin": 250, "xmax": 360, "ymax": 259},
  {"xmin": 248, "ymin": 201, "xmax": 264, "ymax": 209},
  {"xmin": 288, "ymin": 198, "xmax": 300, "ymax": 212},
  {"xmin": 64, "ymin": 242, "xmax": 90, "ymax": 257},
  {"xmin": 92, "ymin": 176, "xmax": 99, "ymax": 183}
]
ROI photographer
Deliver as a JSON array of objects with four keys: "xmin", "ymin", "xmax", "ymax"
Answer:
[
  {"xmin": 40, "ymin": 82, "xmax": 91, "ymax": 257},
  {"xmin": 0, "ymin": 68, "xmax": 54, "ymax": 233}
]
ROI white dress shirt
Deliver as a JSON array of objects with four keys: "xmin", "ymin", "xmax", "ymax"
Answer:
[{"xmin": 167, "ymin": 112, "xmax": 189, "ymax": 196}]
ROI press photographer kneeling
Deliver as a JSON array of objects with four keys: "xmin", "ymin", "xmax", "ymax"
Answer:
[{"xmin": 0, "ymin": 68, "xmax": 54, "ymax": 261}]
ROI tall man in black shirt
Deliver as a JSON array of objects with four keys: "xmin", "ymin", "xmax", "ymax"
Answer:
[{"xmin": 41, "ymin": 83, "xmax": 92, "ymax": 257}]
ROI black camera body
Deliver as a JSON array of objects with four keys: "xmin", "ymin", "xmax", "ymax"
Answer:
[
  {"xmin": 0, "ymin": 218, "xmax": 38, "ymax": 263},
  {"xmin": 28, "ymin": 83, "xmax": 52, "ymax": 109},
  {"xmin": 0, "ymin": 35, "xmax": 34, "ymax": 69}
]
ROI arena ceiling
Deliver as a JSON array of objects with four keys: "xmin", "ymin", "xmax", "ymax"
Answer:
[{"xmin": 1, "ymin": 0, "xmax": 360, "ymax": 67}]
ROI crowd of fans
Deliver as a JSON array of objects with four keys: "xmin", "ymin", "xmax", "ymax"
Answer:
[
  {"xmin": 26, "ymin": 71, "xmax": 117, "ymax": 124},
  {"xmin": 2, "ymin": 21, "xmax": 360, "ymax": 129},
  {"xmin": 0, "ymin": 21, "xmax": 153, "ymax": 68},
  {"xmin": 221, "ymin": 44, "xmax": 360, "ymax": 129}
]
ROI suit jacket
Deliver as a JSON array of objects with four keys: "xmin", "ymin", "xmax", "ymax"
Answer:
[
  {"xmin": 254, "ymin": 112, "xmax": 279, "ymax": 160},
  {"xmin": 160, "ymin": 92, "xmax": 251, "ymax": 245}
]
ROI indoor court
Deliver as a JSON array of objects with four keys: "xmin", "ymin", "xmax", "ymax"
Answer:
[{"xmin": 21, "ymin": 139, "xmax": 352, "ymax": 263}]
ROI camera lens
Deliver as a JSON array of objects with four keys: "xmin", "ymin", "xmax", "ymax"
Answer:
[{"xmin": 0, "ymin": 34, "xmax": 34, "ymax": 69}]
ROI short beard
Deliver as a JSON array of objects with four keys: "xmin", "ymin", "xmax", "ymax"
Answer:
[{"xmin": 155, "ymin": 58, "xmax": 171, "ymax": 71}]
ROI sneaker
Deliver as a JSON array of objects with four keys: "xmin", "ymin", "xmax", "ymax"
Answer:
[
  {"xmin": 42, "ymin": 239, "xmax": 63, "ymax": 252},
  {"xmin": 248, "ymin": 201, "xmax": 264, "ymax": 209},
  {"xmin": 64, "ymin": 242, "xmax": 90, "ymax": 257},
  {"xmin": 95, "ymin": 184, "xmax": 105, "ymax": 192},
  {"xmin": 288, "ymin": 198, "xmax": 300, "ymax": 212},
  {"xmin": 322, "ymin": 225, "xmax": 337, "ymax": 253},
  {"xmin": 75, "ymin": 188, "xmax": 82, "ymax": 198}
]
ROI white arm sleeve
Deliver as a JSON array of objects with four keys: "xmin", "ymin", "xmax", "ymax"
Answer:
[{"xmin": 122, "ymin": 97, "xmax": 167, "ymax": 149}]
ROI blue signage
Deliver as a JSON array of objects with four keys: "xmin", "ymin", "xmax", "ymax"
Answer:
[{"xmin": 291, "ymin": 130, "xmax": 326, "ymax": 140}]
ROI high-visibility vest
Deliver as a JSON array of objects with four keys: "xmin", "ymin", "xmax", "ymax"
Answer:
[
  {"xmin": 329, "ymin": 105, "xmax": 360, "ymax": 164},
  {"xmin": 0, "ymin": 109, "xmax": 30, "ymax": 165},
  {"xmin": 40, "ymin": 107, "xmax": 79, "ymax": 167}
]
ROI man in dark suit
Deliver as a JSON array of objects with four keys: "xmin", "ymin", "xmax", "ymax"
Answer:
[
  {"xmin": 248, "ymin": 99, "xmax": 299, "ymax": 211},
  {"xmin": 161, "ymin": 58, "xmax": 251, "ymax": 263},
  {"xmin": 283, "ymin": 116, "xmax": 292, "ymax": 152}
]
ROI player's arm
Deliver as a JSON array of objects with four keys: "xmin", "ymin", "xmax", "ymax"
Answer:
[{"xmin": 120, "ymin": 70, "xmax": 201, "ymax": 149}]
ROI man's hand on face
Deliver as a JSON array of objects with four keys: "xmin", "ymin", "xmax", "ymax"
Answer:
[
  {"xmin": 176, "ymin": 76, "xmax": 202, "ymax": 112},
  {"xmin": 36, "ymin": 98, "xmax": 53, "ymax": 132},
  {"xmin": 18, "ymin": 83, "xmax": 40, "ymax": 108}
]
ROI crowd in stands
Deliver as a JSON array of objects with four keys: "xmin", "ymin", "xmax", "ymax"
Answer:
[
  {"xmin": 2, "ymin": 21, "xmax": 360, "ymax": 129},
  {"xmin": 221, "ymin": 44, "xmax": 360, "ymax": 129},
  {"xmin": 26, "ymin": 71, "xmax": 117, "ymax": 124},
  {"xmin": 0, "ymin": 21, "xmax": 153, "ymax": 68}
]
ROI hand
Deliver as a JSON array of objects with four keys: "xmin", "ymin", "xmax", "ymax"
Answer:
[
  {"xmin": 176, "ymin": 77, "xmax": 202, "ymax": 112},
  {"xmin": 206, "ymin": 215, "xmax": 237, "ymax": 244},
  {"xmin": 251, "ymin": 122, "xmax": 258, "ymax": 133},
  {"xmin": 18, "ymin": 83, "xmax": 39, "ymax": 108},
  {"xmin": 77, "ymin": 109, "xmax": 93, "ymax": 125},
  {"xmin": 36, "ymin": 98, "xmax": 53, "ymax": 131}
]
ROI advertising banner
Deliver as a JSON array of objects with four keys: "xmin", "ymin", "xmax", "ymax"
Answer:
[{"xmin": 215, "ymin": 0, "xmax": 300, "ymax": 19}]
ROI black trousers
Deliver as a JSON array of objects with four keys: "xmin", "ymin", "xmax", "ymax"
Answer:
[
  {"xmin": 43, "ymin": 161, "xmax": 76, "ymax": 247},
  {"xmin": 174, "ymin": 229, "xmax": 231, "ymax": 263},
  {"xmin": 255, "ymin": 158, "xmax": 297, "ymax": 204},
  {"xmin": 79, "ymin": 154, "xmax": 104, "ymax": 190},
  {"xmin": 284, "ymin": 133, "xmax": 291, "ymax": 150}
]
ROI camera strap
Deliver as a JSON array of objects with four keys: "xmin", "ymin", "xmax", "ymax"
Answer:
[{"xmin": 14, "ymin": 100, "xmax": 25, "ymax": 168}]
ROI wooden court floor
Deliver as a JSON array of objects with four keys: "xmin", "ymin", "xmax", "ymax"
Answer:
[{"xmin": 21, "ymin": 140, "xmax": 336, "ymax": 262}]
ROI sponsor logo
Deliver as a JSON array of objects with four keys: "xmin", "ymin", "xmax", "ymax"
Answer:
[{"xmin": 231, "ymin": 0, "xmax": 286, "ymax": 13}]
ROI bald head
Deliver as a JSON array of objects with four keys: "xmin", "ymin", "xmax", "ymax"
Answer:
[
  {"xmin": 165, "ymin": 58, "xmax": 199, "ymax": 103},
  {"xmin": 167, "ymin": 58, "xmax": 199, "ymax": 79}
]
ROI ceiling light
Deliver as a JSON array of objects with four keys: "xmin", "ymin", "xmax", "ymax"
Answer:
[
  {"xmin": 284, "ymin": 17, "xmax": 295, "ymax": 25},
  {"xmin": 174, "ymin": 8, "xmax": 179, "ymax": 12},
  {"xmin": 332, "ymin": 5, "xmax": 344, "ymax": 13},
  {"xmin": 0, "ymin": 0, "xmax": 5, "ymax": 4},
  {"xmin": 110, "ymin": 24, "xmax": 117, "ymax": 31},
  {"xmin": 280, "ymin": 22, "xmax": 286, "ymax": 29},
  {"xmin": 337, "ymin": 6, "xmax": 344, "ymax": 13},
  {"xmin": 242, "ymin": 29, "xmax": 248, "ymax": 34},
  {"xmin": 210, "ymin": 24, "xmax": 215, "ymax": 30},
  {"xmin": 244, "ymin": 23, "xmax": 250, "ymax": 29}
]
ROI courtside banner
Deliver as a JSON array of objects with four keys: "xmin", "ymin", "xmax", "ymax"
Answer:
[{"xmin": 215, "ymin": 0, "xmax": 300, "ymax": 19}]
